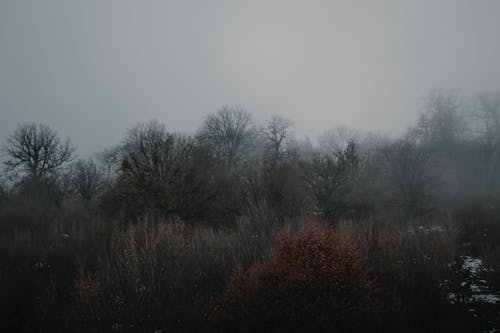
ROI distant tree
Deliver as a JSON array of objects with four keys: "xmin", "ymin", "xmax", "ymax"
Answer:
[
  {"xmin": 242, "ymin": 116, "xmax": 305, "ymax": 220},
  {"xmin": 304, "ymin": 141, "xmax": 359, "ymax": 219},
  {"xmin": 379, "ymin": 139, "xmax": 437, "ymax": 216},
  {"xmin": 242, "ymin": 160, "xmax": 306, "ymax": 223},
  {"xmin": 101, "ymin": 120, "xmax": 214, "ymax": 221},
  {"xmin": 95, "ymin": 145, "xmax": 123, "ymax": 186},
  {"xmin": 71, "ymin": 159, "xmax": 103, "ymax": 202},
  {"xmin": 261, "ymin": 115, "xmax": 293, "ymax": 164},
  {"xmin": 410, "ymin": 89, "xmax": 465, "ymax": 150},
  {"xmin": 197, "ymin": 106, "xmax": 254, "ymax": 169},
  {"xmin": 3, "ymin": 123, "xmax": 75, "ymax": 179},
  {"xmin": 0, "ymin": 176, "xmax": 5, "ymax": 203},
  {"xmin": 475, "ymin": 91, "xmax": 500, "ymax": 144},
  {"xmin": 473, "ymin": 91, "xmax": 500, "ymax": 199},
  {"xmin": 120, "ymin": 120, "xmax": 192, "ymax": 216},
  {"xmin": 119, "ymin": 121, "xmax": 193, "ymax": 189},
  {"xmin": 318, "ymin": 125, "xmax": 360, "ymax": 155}
]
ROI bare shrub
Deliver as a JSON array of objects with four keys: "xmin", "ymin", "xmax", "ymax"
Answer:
[{"xmin": 336, "ymin": 217, "xmax": 458, "ymax": 331}]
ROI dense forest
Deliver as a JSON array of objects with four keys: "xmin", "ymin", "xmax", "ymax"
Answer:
[{"xmin": 1, "ymin": 89, "xmax": 499, "ymax": 332}]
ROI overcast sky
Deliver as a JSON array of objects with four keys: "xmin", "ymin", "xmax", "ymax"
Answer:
[{"xmin": 1, "ymin": 0, "xmax": 500, "ymax": 156}]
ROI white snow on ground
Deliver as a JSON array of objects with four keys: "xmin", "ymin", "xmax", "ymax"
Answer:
[
  {"xmin": 408, "ymin": 225, "xmax": 445, "ymax": 234},
  {"xmin": 472, "ymin": 294, "xmax": 500, "ymax": 304},
  {"xmin": 462, "ymin": 256, "xmax": 484, "ymax": 275},
  {"xmin": 443, "ymin": 256, "xmax": 499, "ymax": 305}
]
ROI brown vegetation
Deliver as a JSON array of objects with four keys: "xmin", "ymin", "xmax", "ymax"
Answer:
[{"xmin": 211, "ymin": 225, "xmax": 380, "ymax": 332}]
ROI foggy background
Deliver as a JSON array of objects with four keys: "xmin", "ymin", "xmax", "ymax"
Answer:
[{"xmin": 1, "ymin": 0, "xmax": 500, "ymax": 156}]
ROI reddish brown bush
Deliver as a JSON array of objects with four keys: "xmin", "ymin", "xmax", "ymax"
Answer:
[
  {"xmin": 72, "ymin": 269, "xmax": 101, "ymax": 328},
  {"xmin": 211, "ymin": 226, "xmax": 381, "ymax": 332}
]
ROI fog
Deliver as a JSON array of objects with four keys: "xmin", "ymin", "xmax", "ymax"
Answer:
[
  {"xmin": 2, "ymin": 2, "xmax": 500, "ymax": 331},
  {"xmin": 1, "ymin": 0, "xmax": 500, "ymax": 156}
]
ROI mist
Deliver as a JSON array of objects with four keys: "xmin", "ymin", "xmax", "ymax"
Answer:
[
  {"xmin": 2, "ymin": 0, "xmax": 500, "ymax": 155},
  {"xmin": 1, "ymin": 2, "xmax": 500, "ymax": 332}
]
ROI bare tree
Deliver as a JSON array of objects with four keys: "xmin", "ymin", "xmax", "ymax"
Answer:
[
  {"xmin": 3, "ymin": 123, "xmax": 75, "ymax": 179},
  {"xmin": 318, "ymin": 125, "xmax": 360, "ymax": 155},
  {"xmin": 102, "ymin": 120, "xmax": 215, "ymax": 220},
  {"xmin": 120, "ymin": 120, "xmax": 193, "ymax": 187},
  {"xmin": 71, "ymin": 158, "xmax": 103, "ymax": 202},
  {"xmin": 261, "ymin": 115, "xmax": 293, "ymax": 163},
  {"xmin": 410, "ymin": 89, "xmax": 465, "ymax": 150},
  {"xmin": 197, "ymin": 106, "xmax": 254, "ymax": 169},
  {"xmin": 379, "ymin": 139, "xmax": 437, "ymax": 216},
  {"xmin": 304, "ymin": 141, "xmax": 359, "ymax": 219}
]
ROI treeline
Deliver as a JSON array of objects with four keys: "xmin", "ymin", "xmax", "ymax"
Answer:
[{"xmin": 2, "ymin": 89, "xmax": 500, "ymax": 226}]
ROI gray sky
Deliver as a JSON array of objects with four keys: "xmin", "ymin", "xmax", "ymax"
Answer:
[{"xmin": 1, "ymin": 0, "xmax": 500, "ymax": 156}]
